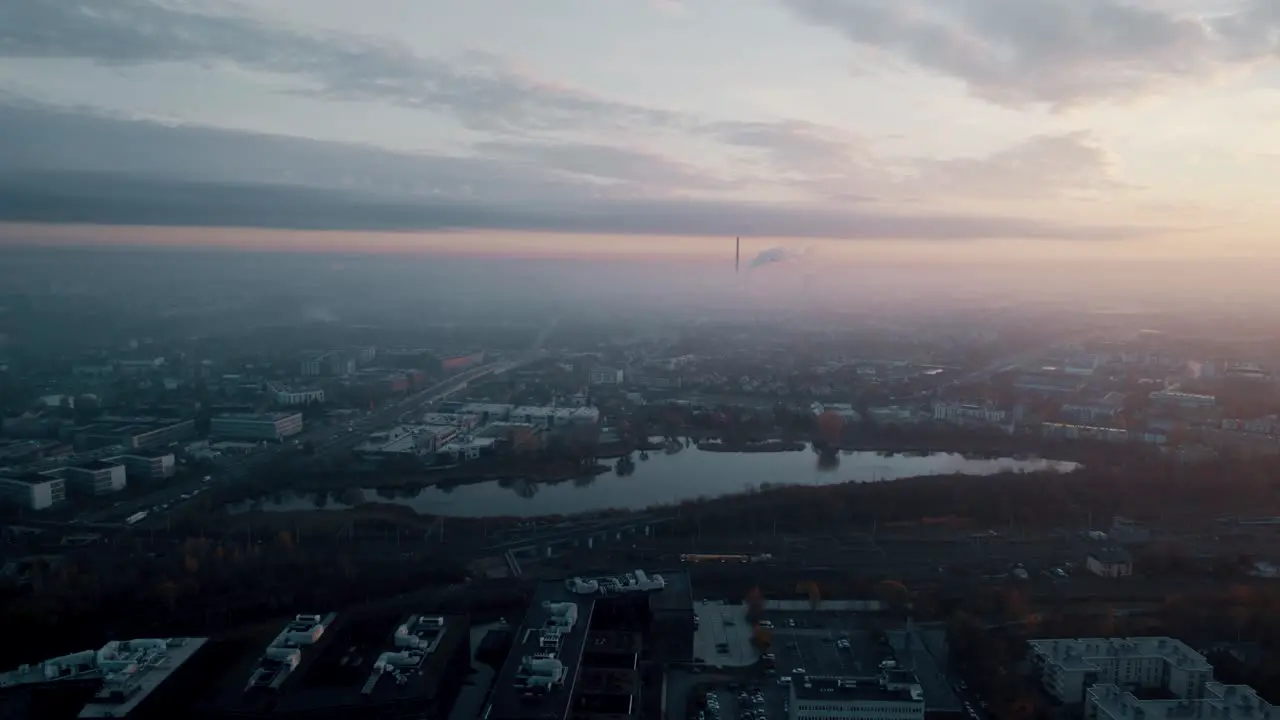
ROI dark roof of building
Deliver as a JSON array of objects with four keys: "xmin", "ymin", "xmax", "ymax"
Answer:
[
  {"xmin": 792, "ymin": 676, "xmax": 924, "ymax": 703},
  {"xmin": 113, "ymin": 449, "xmax": 174, "ymax": 459},
  {"xmin": 485, "ymin": 580, "xmax": 595, "ymax": 720},
  {"xmin": 1089, "ymin": 546, "xmax": 1133, "ymax": 564},
  {"xmin": 647, "ymin": 570, "xmax": 693, "ymax": 613},
  {"xmin": 0, "ymin": 471, "xmax": 61, "ymax": 486},
  {"xmin": 207, "ymin": 612, "xmax": 466, "ymax": 718},
  {"xmin": 78, "ymin": 459, "xmax": 121, "ymax": 471},
  {"xmin": 273, "ymin": 613, "xmax": 466, "ymax": 716}
]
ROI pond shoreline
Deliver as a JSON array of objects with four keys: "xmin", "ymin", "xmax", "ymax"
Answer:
[{"xmin": 228, "ymin": 446, "xmax": 1080, "ymax": 519}]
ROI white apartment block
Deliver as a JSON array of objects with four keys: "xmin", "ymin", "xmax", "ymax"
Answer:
[
  {"xmin": 274, "ymin": 387, "xmax": 325, "ymax": 407},
  {"xmin": 1087, "ymin": 682, "xmax": 1275, "ymax": 720},
  {"xmin": 933, "ymin": 401, "xmax": 1008, "ymax": 425},
  {"xmin": 1028, "ymin": 637, "xmax": 1213, "ymax": 705},
  {"xmin": 790, "ymin": 676, "xmax": 924, "ymax": 720},
  {"xmin": 589, "ymin": 367, "xmax": 624, "ymax": 385}
]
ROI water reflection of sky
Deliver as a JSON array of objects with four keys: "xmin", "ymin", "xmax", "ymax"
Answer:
[{"xmin": 229, "ymin": 446, "xmax": 1079, "ymax": 519}]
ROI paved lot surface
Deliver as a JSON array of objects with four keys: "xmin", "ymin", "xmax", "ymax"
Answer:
[
  {"xmin": 888, "ymin": 629, "xmax": 966, "ymax": 713},
  {"xmin": 694, "ymin": 601, "xmax": 756, "ymax": 667}
]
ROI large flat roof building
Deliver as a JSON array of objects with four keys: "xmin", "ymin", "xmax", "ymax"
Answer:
[
  {"xmin": 73, "ymin": 418, "xmax": 196, "ymax": 451},
  {"xmin": 789, "ymin": 675, "xmax": 925, "ymax": 720}
]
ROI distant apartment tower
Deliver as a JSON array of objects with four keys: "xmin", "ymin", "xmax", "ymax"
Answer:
[
  {"xmin": 62, "ymin": 460, "xmax": 128, "ymax": 495},
  {"xmin": 330, "ymin": 354, "xmax": 356, "ymax": 376},
  {"xmin": 589, "ymin": 367, "xmax": 624, "ymax": 385},
  {"xmin": 211, "ymin": 412, "xmax": 304, "ymax": 442},
  {"xmin": 0, "ymin": 471, "xmax": 66, "ymax": 510},
  {"xmin": 301, "ymin": 353, "xmax": 326, "ymax": 377}
]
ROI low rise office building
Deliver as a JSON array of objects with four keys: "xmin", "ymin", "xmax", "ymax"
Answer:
[
  {"xmin": 211, "ymin": 412, "xmax": 303, "ymax": 442},
  {"xmin": 62, "ymin": 460, "xmax": 127, "ymax": 495},
  {"xmin": 109, "ymin": 451, "xmax": 176, "ymax": 481},
  {"xmin": 0, "ymin": 471, "xmax": 66, "ymax": 510},
  {"xmin": 72, "ymin": 417, "xmax": 196, "ymax": 451},
  {"xmin": 788, "ymin": 674, "xmax": 925, "ymax": 720}
]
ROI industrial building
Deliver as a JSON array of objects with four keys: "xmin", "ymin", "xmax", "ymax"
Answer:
[
  {"xmin": 211, "ymin": 413, "xmax": 303, "ymax": 442},
  {"xmin": 1027, "ymin": 637, "xmax": 1213, "ymax": 705},
  {"xmin": 0, "ymin": 637, "xmax": 209, "ymax": 719},
  {"xmin": 483, "ymin": 569, "xmax": 692, "ymax": 720},
  {"xmin": 72, "ymin": 417, "xmax": 196, "ymax": 451},
  {"xmin": 0, "ymin": 471, "xmax": 66, "ymax": 510},
  {"xmin": 207, "ymin": 611, "xmax": 469, "ymax": 719},
  {"xmin": 109, "ymin": 450, "xmax": 176, "ymax": 481},
  {"xmin": 62, "ymin": 460, "xmax": 128, "ymax": 495},
  {"xmin": 789, "ymin": 674, "xmax": 925, "ymax": 720}
]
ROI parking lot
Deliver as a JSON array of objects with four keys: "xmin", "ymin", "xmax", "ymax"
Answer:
[
  {"xmin": 767, "ymin": 627, "xmax": 891, "ymax": 678},
  {"xmin": 694, "ymin": 601, "xmax": 757, "ymax": 667},
  {"xmin": 698, "ymin": 682, "xmax": 788, "ymax": 720}
]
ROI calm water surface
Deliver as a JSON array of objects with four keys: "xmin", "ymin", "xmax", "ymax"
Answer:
[{"xmin": 230, "ymin": 444, "xmax": 1079, "ymax": 518}]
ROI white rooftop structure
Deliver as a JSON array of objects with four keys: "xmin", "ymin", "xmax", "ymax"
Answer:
[
  {"xmin": 565, "ymin": 569, "xmax": 666, "ymax": 596},
  {"xmin": 245, "ymin": 612, "xmax": 337, "ymax": 692},
  {"xmin": 1088, "ymin": 682, "xmax": 1276, "ymax": 720},
  {"xmin": 360, "ymin": 614, "xmax": 448, "ymax": 695},
  {"xmin": 0, "ymin": 637, "xmax": 208, "ymax": 718},
  {"xmin": 1029, "ymin": 637, "xmax": 1213, "ymax": 705}
]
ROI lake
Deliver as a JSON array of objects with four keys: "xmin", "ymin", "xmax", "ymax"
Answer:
[{"xmin": 229, "ymin": 444, "xmax": 1079, "ymax": 518}]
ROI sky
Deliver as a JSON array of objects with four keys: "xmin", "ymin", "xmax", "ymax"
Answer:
[{"xmin": 2, "ymin": 0, "xmax": 1280, "ymax": 261}]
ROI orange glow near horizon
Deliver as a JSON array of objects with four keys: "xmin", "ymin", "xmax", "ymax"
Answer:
[{"xmin": 0, "ymin": 222, "xmax": 739, "ymax": 261}]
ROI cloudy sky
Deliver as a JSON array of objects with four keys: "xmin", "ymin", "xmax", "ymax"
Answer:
[{"xmin": 2, "ymin": 0, "xmax": 1280, "ymax": 259}]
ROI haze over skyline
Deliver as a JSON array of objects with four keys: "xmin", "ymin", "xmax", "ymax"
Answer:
[{"xmin": 2, "ymin": 0, "xmax": 1280, "ymax": 260}]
